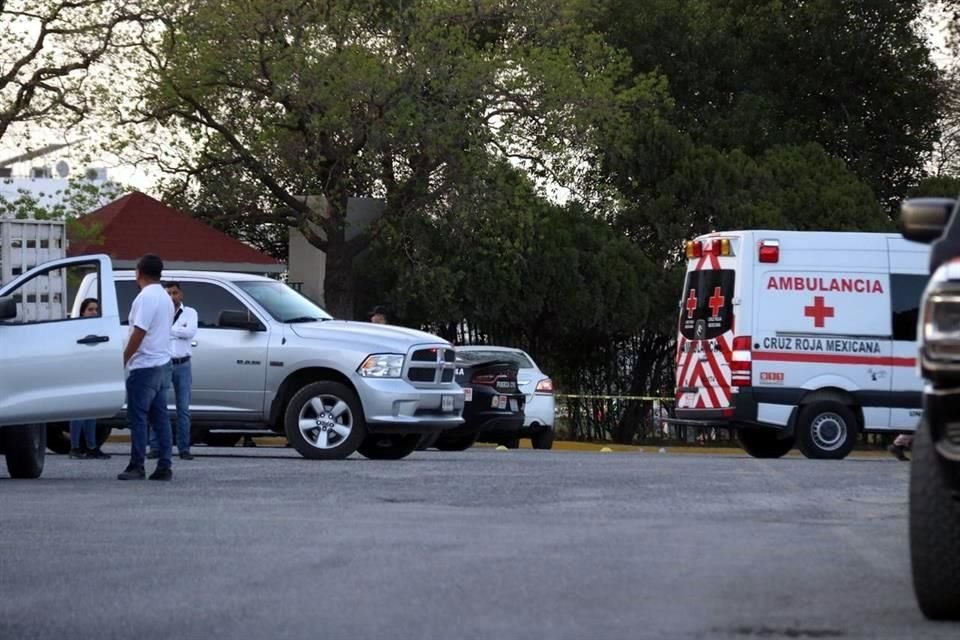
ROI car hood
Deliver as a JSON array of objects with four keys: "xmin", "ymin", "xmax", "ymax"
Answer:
[{"xmin": 289, "ymin": 321, "xmax": 450, "ymax": 351}]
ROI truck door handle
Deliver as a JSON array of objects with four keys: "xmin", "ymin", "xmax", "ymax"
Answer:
[{"xmin": 77, "ymin": 334, "xmax": 110, "ymax": 346}]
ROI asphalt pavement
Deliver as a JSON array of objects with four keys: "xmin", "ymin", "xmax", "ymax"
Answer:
[{"xmin": 0, "ymin": 445, "xmax": 955, "ymax": 640}]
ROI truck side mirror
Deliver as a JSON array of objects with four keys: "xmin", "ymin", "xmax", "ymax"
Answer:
[
  {"xmin": 218, "ymin": 309, "xmax": 264, "ymax": 331},
  {"xmin": 0, "ymin": 297, "xmax": 17, "ymax": 320},
  {"xmin": 899, "ymin": 198, "xmax": 956, "ymax": 244}
]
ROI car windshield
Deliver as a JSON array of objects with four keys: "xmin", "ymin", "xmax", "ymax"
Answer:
[
  {"xmin": 457, "ymin": 350, "xmax": 534, "ymax": 369},
  {"xmin": 234, "ymin": 281, "xmax": 333, "ymax": 323}
]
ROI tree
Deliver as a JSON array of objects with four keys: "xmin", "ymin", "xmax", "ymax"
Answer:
[
  {"xmin": 591, "ymin": 0, "xmax": 942, "ymax": 211},
  {"xmin": 113, "ymin": 0, "xmax": 657, "ymax": 318},
  {"xmin": 0, "ymin": 0, "xmax": 144, "ymax": 144},
  {"xmin": 356, "ymin": 158, "xmax": 654, "ymax": 387}
]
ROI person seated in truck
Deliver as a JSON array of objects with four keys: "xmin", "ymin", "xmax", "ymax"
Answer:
[{"xmin": 68, "ymin": 298, "xmax": 111, "ymax": 460}]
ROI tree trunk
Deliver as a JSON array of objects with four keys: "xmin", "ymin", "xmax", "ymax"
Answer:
[{"xmin": 323, "ymin": 240, "xmax": 357, "ymax": 320}]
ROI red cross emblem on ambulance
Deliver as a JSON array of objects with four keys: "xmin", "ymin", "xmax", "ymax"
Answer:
[
  {"xmin": 804, "ymin": 296, "xmax": 835, "ymax": 328},
  {"xmin": 708, "ymin": 287, "xmax": 725, "ymax": 318},
  {"xmin": 685, "ymin": 289, "xmax": 698, "ymax": 319}
]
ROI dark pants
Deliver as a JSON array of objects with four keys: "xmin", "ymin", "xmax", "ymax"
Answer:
[{"xmin": 127, "ymin": 363, "xmax": 173, "ymax": 469}]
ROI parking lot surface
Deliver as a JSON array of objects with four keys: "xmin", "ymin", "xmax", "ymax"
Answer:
[{"xmin": 1, "ymin": 445, "xmax": 956, "ymax": 640}]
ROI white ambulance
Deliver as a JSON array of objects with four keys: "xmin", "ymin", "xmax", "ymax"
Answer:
[{"xmin": 673, "ymin": 231, "xmax": 929, "ymax": 459}]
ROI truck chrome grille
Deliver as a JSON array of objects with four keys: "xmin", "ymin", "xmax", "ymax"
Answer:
[
  {"xmin": 408, "ymin": 368, "xmax": 436, "ymax": 383},
  {"xmin": 404, "ymin": 346, "xmax": 457, "ymax": 386},
  {"xmin": 947, "ymin": 422, "xmax": 960, "ymax": 446}
]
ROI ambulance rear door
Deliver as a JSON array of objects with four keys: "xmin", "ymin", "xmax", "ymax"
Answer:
[
  {"xmin": 887, "ymin": 237, "xmax": 927, "ymax": 430},
  {"xmin": 676, "ymin": 237, "xmax": 741, "ymax": 413}
]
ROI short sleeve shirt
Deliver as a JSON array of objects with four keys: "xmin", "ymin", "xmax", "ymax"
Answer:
[{"xmin": 127, "ymin": 283, "xmax": 174, "ymax": 370}]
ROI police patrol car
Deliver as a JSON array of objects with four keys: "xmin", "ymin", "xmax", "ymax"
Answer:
[{"xmin": 673, "ymin": 230, "xmax": 929, "ymax": 459}]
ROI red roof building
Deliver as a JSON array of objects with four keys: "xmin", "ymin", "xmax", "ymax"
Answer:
[{"xmin": 69, "ymin": 192, "xmax": 284, "ymax": 274}]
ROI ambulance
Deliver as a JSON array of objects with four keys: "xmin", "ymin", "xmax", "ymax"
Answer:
[{"xmin": 673, "ymin": 231, "xmax": 929, "ymax": 459}]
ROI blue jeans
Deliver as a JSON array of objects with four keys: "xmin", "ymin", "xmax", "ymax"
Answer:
[
  {"xmin": 127, "ymin": 363, "xmax": 173, "ymax": 469},
  {"xmin": 149, "ymin": 361, "xmax": 192, "ymax": 453},
  {"xmin": 70, "ymin": 419, "xmax": 97, "ymax": 450}
]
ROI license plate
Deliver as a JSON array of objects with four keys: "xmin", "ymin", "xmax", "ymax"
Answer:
[
  {"xmin": 463, "ymin": 388, "xmax": 473, "ymax": 402},
  {"xmin": 442, "ymin": 395, "xmax": 454, "ymax": 412}
]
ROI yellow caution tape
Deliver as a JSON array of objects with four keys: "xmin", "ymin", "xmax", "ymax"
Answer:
[{"xmin": 554, "ymin": 394, "xmax": 675, "ymax": 402}]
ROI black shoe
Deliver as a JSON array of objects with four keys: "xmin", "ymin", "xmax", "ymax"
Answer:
[
  {"xmin": 149, "ymin": 467, "xmax": 173, "ymax": 481},
  {"xmin": 69, "ymin": 448, "xmax": 87, "ymax": 459},
  {"xmin": 179, "ymin": 452, "xmax": 195, "ymax": 460},
  {"xmin": 888, "ymin": 444, "xmax": 910, "ymax": 462},
  {"xmin": 87, "ymin": 448, "xmax": 111, "ymax": 460},
  {"xmin": 146, "ymin": 450, "xmax": 160, "ymax": 460},
  {"xmin": 117, "ymin": 465, "xmax": 146, "ymax": 480}
]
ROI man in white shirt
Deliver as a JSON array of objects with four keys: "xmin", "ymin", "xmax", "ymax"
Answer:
[
  {"xmin": 118, "ymin": 254, "xmax": 175, "ymax": 481},
  {"xmin": 161, "ymin": 281, "xmax": 197, "ymax": 459}
]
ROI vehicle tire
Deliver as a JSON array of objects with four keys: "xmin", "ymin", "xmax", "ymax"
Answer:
[
  {"xmin": 416, "ymin": 432, "xmax": 440, "ymax": 451},
  {"xmin": 284, "ymin": 381, "xmax": 365, "ymax": 460},
  {"xmin": 795, "ymin": 402, "xmax": 857, "ymax": 460},
  {"xmin": 46, "ymin": 422, "xmax": 71, "ymax": 455},
  {"xmin": 434, "ymin": 431, "xmax": 479, "ymax": 452},
  {"xmin": 46, "ymin": 422, "xmax": 112, "ymax": 454},
  {"xmin": 202, "ymin": 433, "xmax": 242, "ymax": 448},
  {"xmin": 5, "ymin": 424, "xmax": 46, "ymax": 479},
  {"xmin": 737, "ymin": 429, "xmax": 794, "ymax": 459},
  {"xmin": 94, "ymin": 424, "xmax": 112, "ymax": 448},
  {"xmin": 357, "ymin": 434, "xmax": 420, "ymax": 460},
  {"xmin": 910, "ymin": 419, "xmax": 960, "ymax": 620},
  {"xmin": 500, "ymin": 434, "xmax": 521, "ymax": 449},
  {"xmin": 531, "ymin": 429, "xmax": 555, "ymax": 450}
]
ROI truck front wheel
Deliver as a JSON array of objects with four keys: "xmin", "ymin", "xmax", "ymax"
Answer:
[
  {"xmin": 284, "ymin": 381, "xmax": 365, "ymax": 460},
  {"xmin": 5, "ymin": 424, "xmax": 46, "ymax": 479},
  {"xmin": 737, "ymin": 428, "xmax": 794, "ymax": 458},
  {"xmin": 796, "ymin": 401, "xmax": 857, "ymax": 460},
  {"xmin": 910, "ymin": 418, "xmax": 960, "ymax": 620}
]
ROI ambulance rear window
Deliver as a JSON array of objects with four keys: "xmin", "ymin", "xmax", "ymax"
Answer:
[{"xmin": 678, "ymin": 270, "xmax": 735, "ymax": 340}]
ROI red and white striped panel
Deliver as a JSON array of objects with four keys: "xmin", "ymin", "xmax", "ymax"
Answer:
[{"xmin": 674, "ymin": 246, "xmax": 733, "ymax": 410}]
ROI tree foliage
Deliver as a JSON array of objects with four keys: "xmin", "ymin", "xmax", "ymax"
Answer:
[
  {"xmin": 591, "ymin": 0, "xmax": 942, "ymax": 210},
  {"xmin": 0, "ymin": 0, "xmax": 144, "ymax": 144},
  {"xmin": 114, "ymin": 0, "xmax": 656, "ymax": 317}
]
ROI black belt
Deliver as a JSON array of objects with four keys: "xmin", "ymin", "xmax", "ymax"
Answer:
[{"xmin": 171, "ymin": 356, "xmax": 191, "ymax": 365}]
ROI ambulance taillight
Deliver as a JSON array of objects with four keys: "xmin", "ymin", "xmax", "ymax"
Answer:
[
  {"xmin": 730, "ymin": 336, "xmax": 753, "ymax": 387},
  {"xmin": 704, "ymin": 238, "xmax": 733, "ymax": 256},
  {"xmin": 685, "ymin": 241, "xmax": 702, "ymax": 259},
  {"xmin": 758, "ymin": 240, "xmax": 779, "ymax": 263}
]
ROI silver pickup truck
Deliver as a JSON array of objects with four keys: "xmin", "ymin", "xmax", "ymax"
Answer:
[{"xmin": 70, "ymin": 269, "xmax": 465, "ymax": 461}]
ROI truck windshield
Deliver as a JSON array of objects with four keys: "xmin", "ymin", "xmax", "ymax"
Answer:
[
  {"xmin": 235, "ymin": 281, "xmax": 333, "ymax": 323},
  {"xmin": 678, "ymin": 269, "xmax": 735, "ymax": 340}
]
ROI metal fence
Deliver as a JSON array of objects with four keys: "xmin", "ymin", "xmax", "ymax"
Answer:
[{"xmin": 554, "ymin": 394, "xmax": 898, "ymax": 448}]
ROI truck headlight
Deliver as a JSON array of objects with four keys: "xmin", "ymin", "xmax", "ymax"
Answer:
[
  {"xmin": 923, "ymin": 288, "xmax": 960, "ymax": 362},
  {"xmin": 358, "ymin": 354, "xmax": 405, "ymax": 378}
]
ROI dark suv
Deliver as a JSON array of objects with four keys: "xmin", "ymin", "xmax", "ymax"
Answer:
[{"xmin": 898, "ymin": 197, "xmax": 960, "ymax": 620}]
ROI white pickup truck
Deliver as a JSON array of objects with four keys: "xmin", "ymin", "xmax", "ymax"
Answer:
[{"xmin": 0, "ymin": 255, "xmax": 126, "ymax": 478}]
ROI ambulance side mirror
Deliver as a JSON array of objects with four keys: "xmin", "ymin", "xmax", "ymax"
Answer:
[{"xmin": 899, "ymin": 198, "xmax": 955, "ymax": 244}]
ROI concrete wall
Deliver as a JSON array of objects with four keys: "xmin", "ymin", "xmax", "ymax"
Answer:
[{"xmin": 287, "ymin": 197, "xmax": 384, "ymax": 309}]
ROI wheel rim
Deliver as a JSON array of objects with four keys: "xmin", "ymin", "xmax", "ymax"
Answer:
[
  {"xmin": 298, "ymin": 394, "xmax": 353, "ymax": 450},
  {"xmin": 810, "ymin": 412, "xmax": 847, "ymax": 451}
]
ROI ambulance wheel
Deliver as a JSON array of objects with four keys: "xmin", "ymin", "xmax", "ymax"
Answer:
[
  {"xmin": 796, "ymin": 402, "xmax": 857, "ymax": 460},
  {"xmin": 737, "ymin": 429, "xmax": 794, "ymax": 458},
  {"xmin": 910, "ymin": 419, "xmax": 960, "ymax": 620}
]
